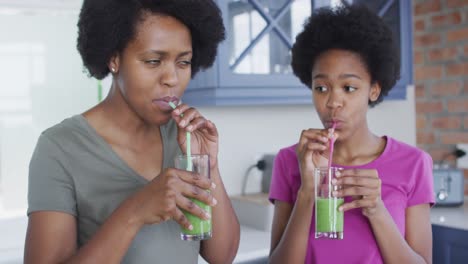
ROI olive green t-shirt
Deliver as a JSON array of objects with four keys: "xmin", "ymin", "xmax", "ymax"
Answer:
[{"xmin": 28, "ymin": 115, "xmax": 199, "ymax": 263}]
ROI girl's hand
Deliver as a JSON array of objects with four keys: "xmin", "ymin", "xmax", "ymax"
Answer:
[
  {"xmin": 296, "ymin": 128, "xmax": 336, "ymax": 192},
  {"xmin": 332, "ymin": 169, "xmax": 384, "ymax": 218},
  {"xmin": 171, "ymin": 104, "xmax": 219, "ymax": 169}
]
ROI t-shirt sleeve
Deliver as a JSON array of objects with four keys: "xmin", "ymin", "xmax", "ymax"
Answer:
[
  {"xmin": 27, "ymin": 133, "xmax": 77, "ymax": 216},
  {"xmin": 407, "ymin": 152, "xmax": 435, "ymax": 207},
  {"xmin": 269, "ymin": 149, "xmax": 294, "ymax": 204}
]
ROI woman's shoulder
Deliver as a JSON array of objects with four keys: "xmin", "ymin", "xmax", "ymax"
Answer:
[{"xmin": 38, "ymin": 115, "xmax": 97, "ymax": 150}]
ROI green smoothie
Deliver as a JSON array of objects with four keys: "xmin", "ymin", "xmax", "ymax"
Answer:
[
  {"xmin": 181, "ymin": 199, "xmax": 212, "ymax": 238},
  {"xmin": 316, "ymin": 197, "xmax": 344, "ymax": 233}
]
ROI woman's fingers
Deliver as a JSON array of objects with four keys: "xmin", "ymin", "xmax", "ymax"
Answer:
[
  {"xmin": 171, "ymin": 206, "xmax": 192, "ymax": 230},
  {"xmin": 175, "ymin": 169, "xmax": 214, "ymax": 191},
  {"xmin": 185, "ymin": 116, "xmax": 206, "ymax": 132},
  {"xmin": 175, "ymin": 194, "xmax": 211, "ymax": 221},
  {"xmin": 179, "ymin": 180, "xmax": 217, "ymax": 206}
]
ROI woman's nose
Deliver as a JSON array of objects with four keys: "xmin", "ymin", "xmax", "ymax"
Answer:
[{"xmin": 161, "ymin": 64, "xmax": 178, "ymax": 87}]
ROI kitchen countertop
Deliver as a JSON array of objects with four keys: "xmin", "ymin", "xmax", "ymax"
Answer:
[
  {"xmin": 198, "ymin": 225, "xmax": 270, "ymax": 264},
  {"xmin": 2, "ymin": 198, "xmax": 467, "ymax": 263},
  {"xmin": 430, "ymin": 197, "xmax": 468, "ymax": 230}
]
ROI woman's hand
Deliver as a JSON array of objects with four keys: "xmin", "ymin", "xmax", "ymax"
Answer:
[
  {"xmin": 133, "ymin": 168, "xmax": 217, "ymax": 229},
  {"xmin": 296, "ymin": 128, "xmax": 336, "ymax": 192},
  {"xmin": 332, "ymin": 169, "xmax": 384, "ymax": 218},
  {"xmin": 171, "ymin": 104, "xmax": 218, "ymax": 169}
]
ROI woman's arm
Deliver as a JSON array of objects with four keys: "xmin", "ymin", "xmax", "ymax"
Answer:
[
  {"xmin": 24, "ymin": 195, "xmax": 143, "ymax": 264},
  {"xmin": 199, "ymin": 166, "xmax": 240, "ymax": 264},
  {"xmin": 24, "ymin": 168, "xmax": 215, "ymax": 264},
  {"xmin": 269, "ymin": 190, "xmax": 315, "ymax": 264},
  {"xmin": 368, "ymin": 204, "xmax": 432, "ymax": 264}
]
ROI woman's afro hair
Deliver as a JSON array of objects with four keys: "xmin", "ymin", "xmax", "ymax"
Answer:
[{"xmin": 77, "ymin": 0, "xmax": 225, "ymax": 80}]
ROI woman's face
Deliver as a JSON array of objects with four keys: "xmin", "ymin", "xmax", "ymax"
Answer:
[
  {"xmin": 311, "ymin": 49, "xmax": 380, "ymax": 140},
  {"xmin": 110, "ymin": 13, "xmax": 192, "ymax": 124}
]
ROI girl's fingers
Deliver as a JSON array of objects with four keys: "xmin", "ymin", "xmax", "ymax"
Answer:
[
  {"xmin": 333, "ymin": 186, "xmax": 376, "ymax": 197},
  {"xmin": 335, "ymin": 176, "xmax": 381, "ymax": 189},
  {"xmin": 338, "ymin": 169, "xmax": 379, "ymax": 178},
  {"xmin": 339, "ymin": 198, "xmax": 379, "ymax": 212}
]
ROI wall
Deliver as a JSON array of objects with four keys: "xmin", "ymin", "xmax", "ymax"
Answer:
[
  {"xmin": 0, "ymin": 11, "xmax": 96, "ymax": 214},
  {"xmin": 0, "ymin": 8, "xmax": 416, "ymax": 215},
  {"xmin": 413, "ymin": 0, "xmax": 468, "ymax": 195}
]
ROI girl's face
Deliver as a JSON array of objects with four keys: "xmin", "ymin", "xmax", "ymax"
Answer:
[
  {"xmin": 311, "ymin": 49, "xmax": 381, "ymax": 140},
  {"xmin": 110, "ymin": 13, "xmax": 192, "ymax": 125}
]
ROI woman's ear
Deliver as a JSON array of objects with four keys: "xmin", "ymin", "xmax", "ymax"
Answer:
[
  {"xmin": 369, "ymin": 82, "xmax": 381, "ymax": 102},
  {"xmin": 108, "ymin": 54, "xmax": 120, "ymax": 74}
]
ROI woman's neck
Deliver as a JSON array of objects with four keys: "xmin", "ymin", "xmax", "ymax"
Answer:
[{"xmin": 85, "ymin": 84, "xmax": 161, "ymax": 148}]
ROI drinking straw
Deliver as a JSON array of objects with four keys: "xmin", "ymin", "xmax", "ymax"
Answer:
[
  {"xmin": 168, "ymin": 102, "xmax": 192, "ymax": 171},
  {"xmin": 328, "ymin": 122, "xmax": 337, "ymax": 171}
]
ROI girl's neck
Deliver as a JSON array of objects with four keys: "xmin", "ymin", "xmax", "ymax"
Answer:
[{"xmin": 333, "ymin": 128, "xmax": 386, "ymax": 166}]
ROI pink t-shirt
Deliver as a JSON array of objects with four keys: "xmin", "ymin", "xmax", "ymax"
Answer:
[{"xmin": 269, "ymin": 136, "xmax": 435, "ymax": 264}]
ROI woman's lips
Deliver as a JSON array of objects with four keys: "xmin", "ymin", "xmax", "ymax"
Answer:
[
  {"xmin": 153, "ymin": 100, "xmax": 173, "ymax": 111},
  {"xmin": 152, "ymin": 96, "xmax": 180, "ymax": 112}
]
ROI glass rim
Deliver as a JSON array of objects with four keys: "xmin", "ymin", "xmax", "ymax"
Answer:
[
  {"xmin": 315, "ymin": 166, "xmax": 343, "ymax": 171},
  {"xmin": 175, "ymin": 154, "xmax": 209, "ymax": 158}
]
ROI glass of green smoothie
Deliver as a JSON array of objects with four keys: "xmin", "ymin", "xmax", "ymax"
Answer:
[
  {"xmin": 175, "ymin": 154, "xmax": 212, "ymax": 241},
  {"xmin": 314, "ymin": 167, "xmax": 344, "ymax": 239}
]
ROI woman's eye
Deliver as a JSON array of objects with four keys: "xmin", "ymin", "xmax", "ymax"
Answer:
[
  {"xmin": 145, "ymin": 59, "xmax": 161, "ymax": 65},
  {"xmin": 314, "ymin": 86, "xmax": 328, "ymax": 92},
  {"xmin": 178, "ymin": 60, "xmax": 192, "ymax": 67},
  {"xmin": 344, "ymin": 86, "xmax": 357, "ymax": 92}
]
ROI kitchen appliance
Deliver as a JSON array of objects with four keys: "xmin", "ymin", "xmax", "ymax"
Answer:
[{"xmin": 433, "ymin": 167, "xmax": 464, "ymax": 206}]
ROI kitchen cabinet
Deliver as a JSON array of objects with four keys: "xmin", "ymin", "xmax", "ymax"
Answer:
[
  {"xmin": 183, "ymin": 0, "xmax": 412, "ymax": 106},
  {"xmin": 432, "ymin": 224, "xmax": 468, "ymax": 264}
]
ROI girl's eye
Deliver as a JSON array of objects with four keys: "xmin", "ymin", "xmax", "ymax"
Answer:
[
  {"xmin": 314, "ymin": 86, "xmax": 328, "ymax": 92},
  {"xmin": 344, "ymin": 85, "xmax": 357, "ymax": 92}
]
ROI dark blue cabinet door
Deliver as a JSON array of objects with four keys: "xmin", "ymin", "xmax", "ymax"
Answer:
[
  {"xmin": 348, "ymin": 0, "xmax": 413, "ymax": 100},
  {"xmin": 432, "ymin": 225, "xmax": 468, "ymax": 264},
  {"xmin": 183, "ymin": 0, "xmax": 412, "ymax": 106}
]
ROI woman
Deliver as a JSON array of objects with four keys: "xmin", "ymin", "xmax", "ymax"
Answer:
[
  {"xmin": 269, "ymin": 4, "xmax": 434, "ymax": 264},
  {"xmin": 24, "ymin": 0, "xmax": 240, "ymax": 263}
]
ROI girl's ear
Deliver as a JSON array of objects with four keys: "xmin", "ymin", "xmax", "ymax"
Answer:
[
  {"xmin": 108, "ymin": 53, "xmax": 120, "ymax": 74},
  {"xmin": 369, "ymin": 82, "xmax": 381, "ymax": 102}
]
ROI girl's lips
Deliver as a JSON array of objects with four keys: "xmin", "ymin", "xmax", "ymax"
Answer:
[{"xmin": 326, "ymin": 120, "xmax": 343, "ymax": 129}]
